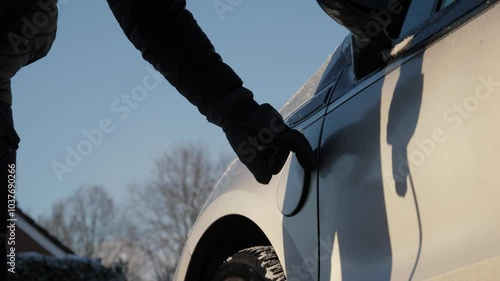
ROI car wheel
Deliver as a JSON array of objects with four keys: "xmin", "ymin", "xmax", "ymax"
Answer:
[{"xmin": 211, "ymin": 246, "xmax": 286, "ymax": 281}]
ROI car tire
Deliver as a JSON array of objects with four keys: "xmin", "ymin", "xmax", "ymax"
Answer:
[{"xmin": 211, "ymin": 246, "xmax": 286, "ymax": 281}]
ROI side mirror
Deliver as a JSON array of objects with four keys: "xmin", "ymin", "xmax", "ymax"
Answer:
[{"xmin": 317, "ymin": 0, "xmax": 411, "ymax": 78}]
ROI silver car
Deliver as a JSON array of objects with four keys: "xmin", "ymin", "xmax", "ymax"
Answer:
[{"xmin": 175, "ymin": 0, "xmax": 500, "ymax": 280}]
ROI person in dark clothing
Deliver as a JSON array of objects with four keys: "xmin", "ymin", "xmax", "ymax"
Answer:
[
  {"xmin": 1, "ymin": 1, "xmax": 58, "ymax": 280},
  {"xmin": 0, "ymin": 1, "xmax": 315, "ymax": 279},
  {"xmin": 105, "ymin": 0, "xmax": 317, "ymax": 182}
]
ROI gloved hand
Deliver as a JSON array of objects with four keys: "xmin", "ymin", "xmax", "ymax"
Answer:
[
  {"xmin": 206, "ymin": 87, "xmax": 316, "ymax": 184},
  {"xmin": 224, "ymin": 103, "xmax": 316, "ymax": 184}
]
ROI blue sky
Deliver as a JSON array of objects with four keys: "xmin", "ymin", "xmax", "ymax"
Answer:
[{"xmin": 13, "ymin": 0, "xmax": 347, "ymax": 217}]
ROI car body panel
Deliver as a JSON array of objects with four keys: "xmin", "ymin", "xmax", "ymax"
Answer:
[
  {"xmin": 319, "ymin": 2, "xmax": 500, "ymax": 281},
  {"xmin": 421, "ymin": 255, "xmax": 500, "ymax": 281},
  {"xmin": 175, "ymin": 1, "xmax": 500, "ymax": 281},
  {"xmin": 177, "ymin": 106, "xmax": 328, "ymax": 281}
]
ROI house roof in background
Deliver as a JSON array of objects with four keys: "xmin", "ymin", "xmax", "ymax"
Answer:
[{"xmin": 17, "ymin": 207, "xmax": 74, "ymax": 256}]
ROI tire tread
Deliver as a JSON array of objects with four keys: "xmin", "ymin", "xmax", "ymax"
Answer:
[{"xmin": 217, "ymin": 246, "xmax": 286, "ymax": 281}]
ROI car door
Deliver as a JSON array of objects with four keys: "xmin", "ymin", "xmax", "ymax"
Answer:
[
  {"xmin": 318, "ymin": 0, "xmax": 500, "ymax": 281},
  {"xmin": 276, "ymin": 40, "xmax": 352, "ymax": 281}
]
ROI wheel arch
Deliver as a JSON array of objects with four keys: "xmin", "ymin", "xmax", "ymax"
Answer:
[{"xmin": 185, "ymin": 214, "xmax": 272, "ymax": 281}]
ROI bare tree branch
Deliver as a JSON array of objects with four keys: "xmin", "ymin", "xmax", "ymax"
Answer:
[{"xmin": 127, "ymin": 142, "xmax": 229, "ymax": 281}]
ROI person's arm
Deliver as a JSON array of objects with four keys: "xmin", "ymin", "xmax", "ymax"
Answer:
[
  {"xmin": 107, "ymin": 0, "xmax": 315, "ymax": 184},
  {"xmin": 106, "ymin": 0, "xmax": 257, "ymax": 125},
  {"xmin": 0, "ymin": 0, "xmax": 57, "ymax": 157}
]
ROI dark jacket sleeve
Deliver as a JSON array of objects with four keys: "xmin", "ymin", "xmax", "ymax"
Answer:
[
  {"xmin": 106, "ymin": 0, "xmax": 256, "ymax": 123},
  {"xmin": 0, "ymin": 0, "xmax": 58, "ymax": 105}
]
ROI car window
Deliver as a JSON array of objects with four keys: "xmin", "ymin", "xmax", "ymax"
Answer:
[
  {"xmin": 399, "ymin": 0, "xmax": 440, "ymax": 37},
  {"xmin": 438, "ymin": 0, "xmax": 457, "ymax": 10},
  {"xmin": 390, "ymin": 0, "xmax": 490, "ymax": 60},
  {"xmin": 329, "ymin": 0, "xmax": 490, "ymax": 103},
  {"xmin": 315, "ymin": 36, "xmax": 351, "ymax": 93}
]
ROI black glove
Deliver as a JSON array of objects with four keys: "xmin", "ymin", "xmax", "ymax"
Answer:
[
  {"xmin": 206, "ymin": 87, "xmax": 316, "ymax": 184},
  {"xmin": 224, "ymin": 103, "xmax": 316, "ymax": 184}
]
